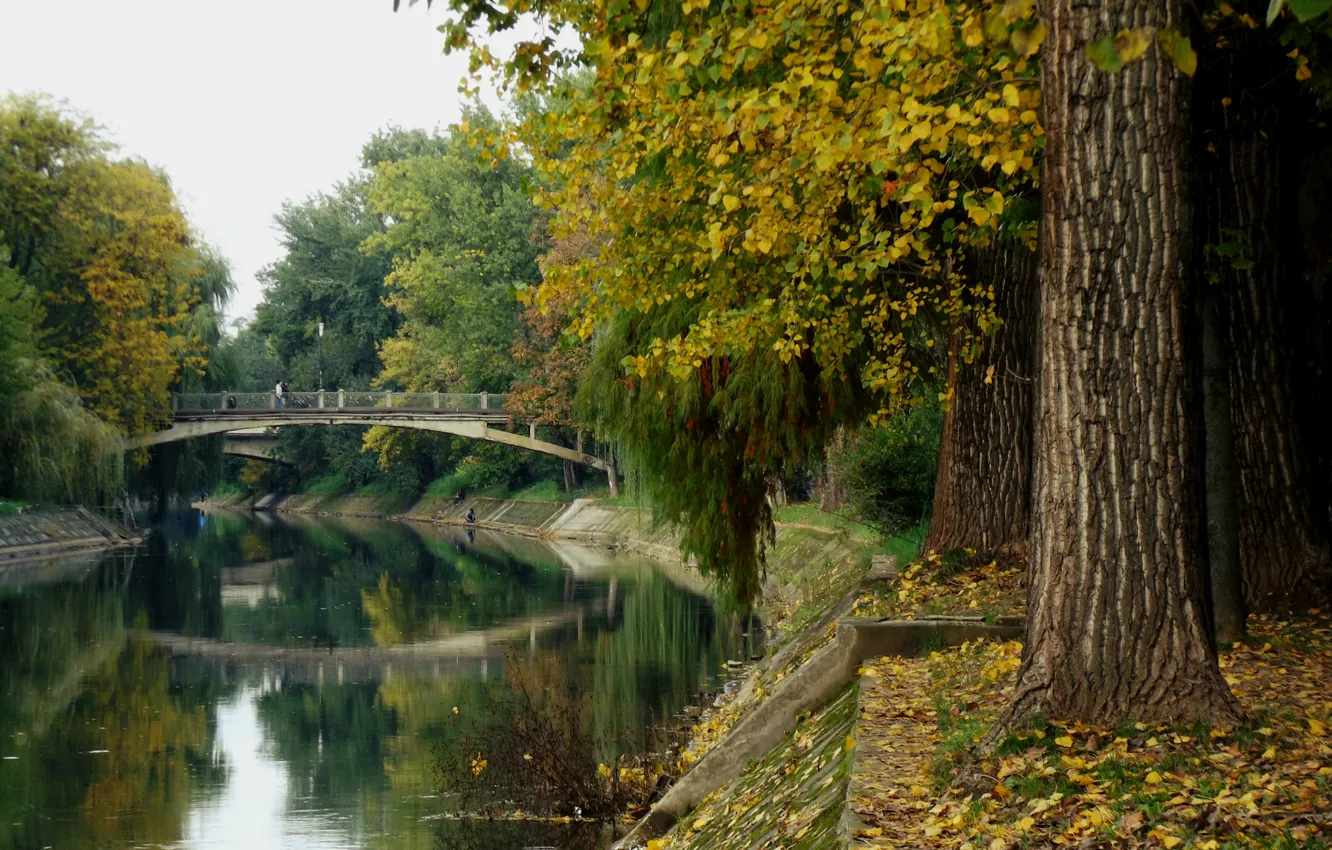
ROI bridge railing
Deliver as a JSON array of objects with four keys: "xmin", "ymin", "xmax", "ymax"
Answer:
[{"xmin": 173, "ymin": 391, "xmax": 506, "ymax": 412}]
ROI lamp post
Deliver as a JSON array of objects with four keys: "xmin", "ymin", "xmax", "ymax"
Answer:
[{"xmin": 317, "ymin": 321, "xmax": 324, "ymax": 391}]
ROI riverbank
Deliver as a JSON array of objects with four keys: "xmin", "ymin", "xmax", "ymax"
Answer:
[
  {"xmin": 198, "ymin": 488, "xmax": 896, "ymax": 644},
  {"xmin": 0, "ymin": 506, "xmax": 142, "ymax": 569}
]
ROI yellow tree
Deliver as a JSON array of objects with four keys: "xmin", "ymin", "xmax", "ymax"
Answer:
[
  {"xmin": 1, "ymin": 97, "xmax": 210, "ymax": 439},
  {"xmin": 441, "ymin": 0, "xmax": 1045, "ymax": 599},
  {"xmin": 50, "ymin": 159, "xmax": 207, "ymax": 436}
]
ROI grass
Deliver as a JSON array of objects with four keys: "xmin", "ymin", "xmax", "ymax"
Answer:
[
  {"xmin": 210, "ymin": 481, "xmax": 247, "ymax": 498},
  {"xmin": 301, "ymin": 472, "xmax": 351, "ymax": 495},
  {"xmin": 0, "ymin": 499, "xmax": 26, "ymax": 516},
  {"xmin": 504, "ymin": 480, "xmax": 609, "ymax": 502}
]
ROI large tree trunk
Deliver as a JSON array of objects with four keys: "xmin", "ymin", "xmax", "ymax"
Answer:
[
  {"xmin": 923, "ymin": 241, "xmax": 1037, "ymax": 556},
  {"xmin": 1005, "ymin": 0, "xmax": 1238, "ymax": 726},
  {"xmin": 1193, "ymin": 21, "xmax": 1331, "ymax": 607}
]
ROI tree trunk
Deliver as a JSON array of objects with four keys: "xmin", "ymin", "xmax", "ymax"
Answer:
[
  {"xmin": 1201, "ymin": 294, "xmax": 1245, "ymax": 643},
  {"xmin": 922, "ymin": 241, "xmax": 1037, "ymax": 556},
  {"xmin": 815, "ymin": 429, "xmax": 849, "ymax": 512},
  {"xmin": 1193, "ymin": 22, "xmax": 1331, "ymax": 607},
  {"xmin": 1005, "ymin": 0, "xmax": 1238, "ymax": 726}
]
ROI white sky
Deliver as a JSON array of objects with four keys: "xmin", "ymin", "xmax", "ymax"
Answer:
[{"xmin": 0, "ymin": 0, "xmax": 512, "ymax": 325}]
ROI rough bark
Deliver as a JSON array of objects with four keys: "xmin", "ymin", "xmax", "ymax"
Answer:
[
  {"xmin": 1201, "ymin": 294, "xmax": 1245, "ymax": 642},
  {"xmin": 1193, "ymin": 22, "xmax": 1331, "ymax": 607},
  {"xmin": 1006, "ymin": 0, "xmax": 1238, "ymax": 725},
  {"xmin": 923, "ymin": 241, "xmax": 1037, "ymax": 556}
]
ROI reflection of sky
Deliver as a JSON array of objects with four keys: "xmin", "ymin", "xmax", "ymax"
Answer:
[{"xmin": 183, "ymin": 687, "xmax": 361, "ymax": 850}]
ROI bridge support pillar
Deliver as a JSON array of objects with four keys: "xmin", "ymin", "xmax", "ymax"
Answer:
[
  {"xmin": 337, "ymin": 389, "xmax": 345, "ymax": 409},
  {"xmin": 317, "ymin": 390, "xmax": 325, "ymax": 409},
  {"xmin": 528, "ymin": 422, "xmax": 536, "ymax": 440},
  {"xmin": 432, "ymin": 391, "xmax": 441, "ymax": 410},
  {"xmin": 607, "ymin": 453, "xmax": 619, "ymax": 497},
  {"xmin": 576, "ymin": 431, "xmax": 583, "ymax": 454}
]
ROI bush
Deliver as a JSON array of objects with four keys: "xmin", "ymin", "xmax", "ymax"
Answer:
[{"xmin": 830, "ymin": 402, "xmax": 942, "ymax": 536}]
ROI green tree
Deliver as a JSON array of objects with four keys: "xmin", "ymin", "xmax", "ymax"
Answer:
[{"xmin": 363, "ymin": 106, "xmax": 541, "ymax": 394}]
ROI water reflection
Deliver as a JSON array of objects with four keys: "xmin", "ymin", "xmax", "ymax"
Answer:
[{"xmin": 0, "ymin": 510, "xmax": 756, "ymax": 849}]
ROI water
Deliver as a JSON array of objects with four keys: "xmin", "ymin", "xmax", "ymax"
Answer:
[{"xmin": 0, "ymin": 510, "xmax": 757, "ymax": 850}]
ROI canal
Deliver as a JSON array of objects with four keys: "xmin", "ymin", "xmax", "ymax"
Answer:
[{"xmin": 0, "ymin": 510, "xmax": 757, "ymax": 850}]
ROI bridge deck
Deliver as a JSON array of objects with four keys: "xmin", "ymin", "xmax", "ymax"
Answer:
[
  {"xmin": 137, "ymin": 392, "xmax": 612, "ymax": 473},
  {"xmin": 176, "ymin": 408, "xmax": 508, "ymax": 421}
]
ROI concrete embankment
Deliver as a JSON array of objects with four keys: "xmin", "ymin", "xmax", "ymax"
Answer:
[
  {"xmin": 0, "ymin": 507, "xmax": 143, "ymax": 580},
  {"xmin": 200, "ymin": 491, "xmax": 877, "ymax": 614}
]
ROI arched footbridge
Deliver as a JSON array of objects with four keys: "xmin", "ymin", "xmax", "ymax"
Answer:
[{"xmin": 127, "ymin": 391, "xmax": 612, "ymax": 474}]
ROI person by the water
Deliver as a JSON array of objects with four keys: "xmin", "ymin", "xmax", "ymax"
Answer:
[
  {"xmin": 465, "ymin": 507, "xmax": 476, "ymax": 524},
  {"xmin": 453, "ymin": 487, "xmax": 466, "ymax": 505}
]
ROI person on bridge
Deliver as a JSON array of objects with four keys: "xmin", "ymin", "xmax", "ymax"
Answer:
[{"xmin": 275, "ymin": 380, "xmax": 287, "ymax": 408}]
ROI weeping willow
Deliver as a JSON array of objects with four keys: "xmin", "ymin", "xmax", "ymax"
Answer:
[
  {"xmin": 577, "ymin": 305, "xmax": 875, "ymax": 605},
  {"xmin": 0, "ymin": 364, "xmax": 124, "ymax": 506}
]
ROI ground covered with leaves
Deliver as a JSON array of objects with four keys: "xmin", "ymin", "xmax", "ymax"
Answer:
[
  {"xmin": 849, "ymin": 613, "xmax": 1332, "ymax": 850},
  {"xmin": 852, "ymin": 550, "xmax": 1027, "ymax": 622}
]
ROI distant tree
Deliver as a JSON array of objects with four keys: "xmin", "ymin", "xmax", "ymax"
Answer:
[
  {"xmin": 253, "ymin": 179, "xmax": 399, "ymax": 392},
  {"xmin": 363, "ymin": 106, "xmax": 541, "ymax": 395}
]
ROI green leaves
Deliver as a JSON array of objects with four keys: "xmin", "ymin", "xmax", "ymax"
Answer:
[
  {"xmin": 1085, "ymin": 27, "xmax": 1195, "ymax": 77},
  {"xmin": 1268, "ymin": 0, "xmax": 1332, "ymax": 23},
  {"xmin": 1156, "ymin": 28, "xmax": 1197, "ymax": 77}
]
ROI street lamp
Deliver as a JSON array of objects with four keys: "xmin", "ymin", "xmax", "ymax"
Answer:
[{"xmin": 317, "ymin": 322, "xmax": 324, "ymax": 391}]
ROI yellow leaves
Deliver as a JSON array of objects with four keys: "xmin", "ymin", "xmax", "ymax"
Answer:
[
  {"xmin": 1145, "ymin": 770, "xmax": 1163, "ymax": 784},
  {"xmin": 470, "ymin": 753, "xmax": 488, "ymax": 775},
  {"xmin": 1009, "ymin": 22, "xmax": 1045, "ymax": 57},
  {"xmin": 486, "ymin": 0, "xmax": 1041, "ymax": 402},
  {"xmin": 1115, "ymin": 27, "xmax": 1154, "ymax": 64},
  {"xmin": 1055, "ymin": 735, "xmax": 1075, "ymax": 748},
  {"xmin": 1309, "ymin": 717, "xmax": 1326, "ymax": 736}
]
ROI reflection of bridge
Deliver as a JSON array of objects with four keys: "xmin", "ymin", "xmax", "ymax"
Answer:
[
  {"xmin": 128, "ymin": 391, "xmax": 612, "ymax": 475},
  {"xmin": 148, "ymin": 602, "xmax": 605, "ymax": 683}
]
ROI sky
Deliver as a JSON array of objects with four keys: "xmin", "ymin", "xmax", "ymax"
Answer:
[{"xmin": 0, "ymin": 0, "xmax": 513, "ymax": 325}]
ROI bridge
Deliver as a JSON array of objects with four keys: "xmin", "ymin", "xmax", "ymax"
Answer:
[{"xmin": 128, "ymin": 391, "xmax": 614, "ymax": 480}]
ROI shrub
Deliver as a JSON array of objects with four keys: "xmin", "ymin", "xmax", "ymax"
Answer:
[{"xmin": 830, "ymin": 402, "xmax": 942, "ymax": 536}]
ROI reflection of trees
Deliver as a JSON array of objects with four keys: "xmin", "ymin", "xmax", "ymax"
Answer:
[
  {"xmin": 587, "ymin": 571, "xmax": 748, "ymax": 758},
  {"xmin": 0, "ymin": 558, "xmax": 126, "ymax": 746},
  {"xmin": 256, "ymin": 681, "xmax": 395, "ymax": 801},
  {"xmin": 1, "ymin": 636, "xmax": 222, "ymax": 849},
  {"xmin": 105, "ymin": 510, "xmax": 749, "ymax": 850}
]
